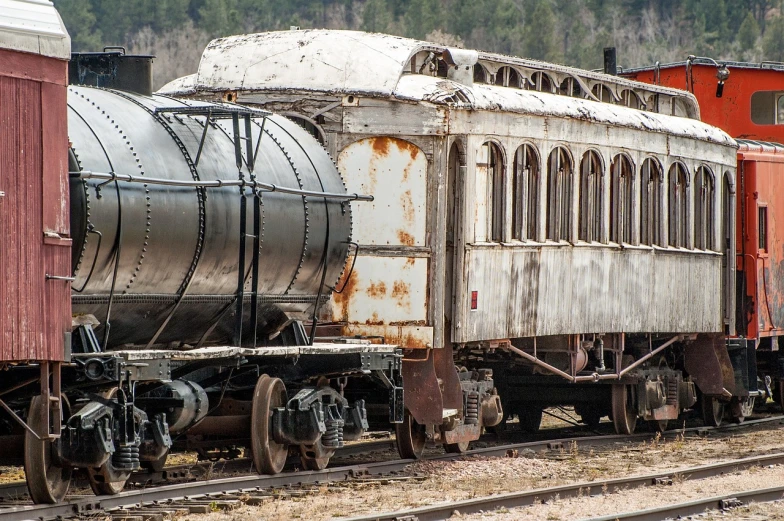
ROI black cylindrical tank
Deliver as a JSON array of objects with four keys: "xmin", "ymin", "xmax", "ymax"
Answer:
[{"xmin": 67, "ymin": 86, "xmax": 351, "ymax": 347}]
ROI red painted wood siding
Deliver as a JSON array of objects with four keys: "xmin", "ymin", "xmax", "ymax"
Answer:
[{"xmin": 0, "ymin": 51, "xmax": 70, "ymax": 362}]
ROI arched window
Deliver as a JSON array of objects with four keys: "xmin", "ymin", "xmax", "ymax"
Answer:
[
  {"xmin": 578, "ymin": 150, "xmax": 603, "ymax": 242},
  {"xmin": 530, "ymin": 71, "xmax": 554, "ymax": 93},
  {"xmin": 495, "ymin": 66, "xmax": 521, "ymax": 88},
  {"xmin": 559, "ymin": 77, "xmax": 582, "ymax": 98},
  {"xmin": 546, "ymin": 147, "xmax": 573, "ymax": 241},
  {"xmin": 592, "ymin": 83, "xmax": 614, "ymax": 103},
  {"xmin": 473, "ymin": 64, "xmax": 488, "ymax": 83},
  {"xmin": 512, "ymin": 144, "xmax": 539, "ymax": 240},
  {"xmin": 694, "ymin": 166, "xmax": 715, "ymax": 250},
  {"xmin": 476, "ymin": 142, "xmax": 505, "ymax": 242},
  {"xmin": 610, "ymin": 154, "xmax": 635, "ymax": 244},
  {"xmin": 620, "ymin": 89, "xmax": 642, "ymax": 109},
  {"xmin": 640, "ymin": 158, "xmax": 663, "ymax": 246},
  {"xmin": 668, "ymin": 162, "xmax": 689, "ymax": 248}
]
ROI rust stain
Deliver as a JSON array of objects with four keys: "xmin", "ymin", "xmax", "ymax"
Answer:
[
  {"xmin": 331, "ymin": 268, "xmax": 358, "ymax": 322},
  {"xmin": 397, "ymin": 230, "xmax": 415, "ymax": 246},
  {"xmin": 366, "ymin": 281, "xmax": 387, "ymax": 298},
  {"xmin": 392, "ymin": 280, "xmax": 412, "ymax": 313},
  {"xmin": 401, "ymin": 190, "xmax": 414, "ymax": 224},
  {"xmin": 394, "ymin": 138, "xmax": 420, "ymax": 162},
  {"xmin": 404, "ymin": 257, "xmax": 415, "ymax": 268},
  {"xmin": 372, "ymin": 136, "xmax": 391, "ymax": 157},
  {"xmin": 365, "ymin": 312, "xmax": 384, "ymax": 326}
]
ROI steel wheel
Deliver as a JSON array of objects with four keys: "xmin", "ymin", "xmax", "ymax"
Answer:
[
  {"xmin": 250, "ymin": 375, "xmax": 289, "ymax": 475},
  {"xmin": 88, "ymin": 459, "xmax": 131, "ymax": 496},
  {"xmin": 395, "ymin": 408, "xmax": 426, "ymax": 459},
  {"xmin": 88, "ymin": 388, "xmax": 131, "ymax": 495},
  {"xmin": 24, "ymin": 395, "xmax": 72, "ymax": 504},
  {"xmin": 299, "ymin": 441, "xmax": 334, "ymax": 471},
  {"xmin": 701, "ymin": 395, "xmax": 724, "ymax": 427},
  {"xmin": 611, "ymin": 384, "xmax": 637, "ymax": 435},
  {"xmin": 443, "ymin": 440, "xmax": 470, "ymax": 454}
]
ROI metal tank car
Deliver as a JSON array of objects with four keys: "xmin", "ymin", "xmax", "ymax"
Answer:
[
  {"xmin": 623, "ymin": 58, "xmax": 784, "ymax": 418},
  {"xmin": 162, "ymin": 30, "xmax": 745, "ymax": 457},
  {"xmin": 0, "ymin": 1, "xmax": 401, "ymax": 504}
]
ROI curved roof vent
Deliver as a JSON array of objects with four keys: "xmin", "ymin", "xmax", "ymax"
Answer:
[{"xmin": 443, "ymin": 48, "xmax": 478, "ymax": 87}]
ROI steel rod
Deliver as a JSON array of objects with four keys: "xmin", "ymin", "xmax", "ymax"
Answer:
[
  {"xmin": 71, "ymin": 170, "xmax": 374, "ymax": 201},
  {"xmin": 504, "ymin": 343, "xmax": 575, "ymax": 382},
  {"xmin": 617, "ymin": 335, "xmax": 681, "ymax": 377}
]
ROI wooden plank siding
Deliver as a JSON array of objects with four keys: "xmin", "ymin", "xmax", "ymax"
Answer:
[{"xmin": 0, "ymin": 52, "xmax": 70, "ymax": 362}]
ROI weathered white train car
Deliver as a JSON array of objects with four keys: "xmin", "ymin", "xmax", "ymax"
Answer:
[{"xmin": 162, "ymin": 30, "xmax": 739, "ymax": 452}]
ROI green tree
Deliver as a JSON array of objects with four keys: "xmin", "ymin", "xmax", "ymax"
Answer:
[
  {"xmin": 763, "ymin": 16, "xmax": 784, "ymax": 61},
  {"xmin": 54, "ymin": 0, "xmax": 103, "ymax": 50},
  {"xmin": 523, "ymin": 0, "xmax": 561, "ymax": 62},
  {"xmin": 738, "ymin": 11, "xmax": 760, "ymax": 52},
  {"xmin": 362, "ymin": 0, "xmax": 393, "ymax": 33}
]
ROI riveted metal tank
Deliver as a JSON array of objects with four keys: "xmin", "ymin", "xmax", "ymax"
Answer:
[{"xmin": 67, "ymin": 85, "xmax": 352, "ymax": 348}]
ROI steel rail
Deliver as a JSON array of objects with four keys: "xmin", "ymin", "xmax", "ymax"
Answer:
[
  {"xmin": 343, "ymin": 452, "xmax": 784, "ymax": 521},
  {"xmin": 0, "ymin": 415, "xmax": 780, "ymax": 521},
  {"xmin": 583, "ymin": 485, "xmax": 784, "ymax": 521}
]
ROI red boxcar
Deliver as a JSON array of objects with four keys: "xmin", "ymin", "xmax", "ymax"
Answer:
[{"xmin": 0, "ymin": 3, "xmax": 71, "ymax": 364}]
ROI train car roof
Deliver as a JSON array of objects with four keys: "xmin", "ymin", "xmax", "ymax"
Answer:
[
  {"xmin": 0, "ymin": 0, "xmax": 69, "ymax": 59},
  {"xmin": 624, "ymin": 58, "xmax": 784, "ymax": 74},
  {"xmin": 163, "ymin": 30, "xmax": 699, "ymax": 110}
]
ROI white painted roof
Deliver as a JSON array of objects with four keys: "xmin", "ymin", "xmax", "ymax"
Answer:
[
  {"xmin": 394, "ymin": 74, "xmax": 735, "ymax": 147},
  {"xmin": 159, "ymin": 29, "xmax": 732, "ymax": 147},
  {"xmin": 0, "ymin": 0, "xmax": 70, "ymax": 59},
  {"xmin": 191, "ymin": 30, "xmax": 436, "ymax": 96}
]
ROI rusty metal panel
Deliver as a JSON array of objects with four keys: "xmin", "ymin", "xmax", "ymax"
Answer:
[
  {"xmin": 455, "ymin": 246, "xmax": 723, "ymax": 343},
  {"xmin": 0, "ymin": 58, "xmax": 69, "ymax": 362},
  {"xmin": 337, "ymin": 136, "xmax": 427, "ymax": 246}
]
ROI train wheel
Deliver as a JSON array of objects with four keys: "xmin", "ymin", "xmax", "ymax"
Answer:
[
  {"xmin": 395, "ymin": 408, "xmax": 426, "ymax": 459},
  {"xmin": 251, "ymin": 375, "xmax": 289, "ymax": 475},
  {"xmin": 299, "ymin": 442, "xmax": 334, "ymax": 470},
  {"xmin": 701, "ymin": 395, "xmax": 724, "ymax": 427},
  {"xmin": 88, "ymin": 388, "xmax": 131, "ymax": 495},
  {"xmin": 518, "ymin": 407, "xmax": 543, "ymax": 433},
  {"xmin": 728, "ymin": 396, "xmax": 755, "ymax": 424},
  {"xmin": 611, "ymin": 384, "xmax": 637, "ymax": 435},
  {"xmin": 24, "ymin": 395, "xmax": 72, "ymax": 504},
  {"xmin": 443, "ymin": 440, "xmax": 470, "ymax": 454},
  {"xmin": 87, "ymin": 459, "xmax": 131, "ymax": 495}
]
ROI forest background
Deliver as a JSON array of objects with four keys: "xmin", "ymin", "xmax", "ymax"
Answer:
[{"xmin": 55, "ymin": 0, "xmax": 784, "ymax": 89}]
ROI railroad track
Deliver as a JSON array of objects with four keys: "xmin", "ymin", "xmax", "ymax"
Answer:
[
  {"xmin": 0, "ymin": 416, "xmax": 780, "ymax": 521},
  {"xmin": 345, "ymin": 452, "xmax": 784, "ymax": 521}
]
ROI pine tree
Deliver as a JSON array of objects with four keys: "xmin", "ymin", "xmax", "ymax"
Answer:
[
  {"xmin": 523, "ymin": 0, "xmax": 561, "ymax": 62},
  {"xmin": 738, "ymin": 11, "xmax": 760, "ymax": 52},
  {"xmin": 763, "ymin": 16, "xmax": 784, "ymax": 62}
]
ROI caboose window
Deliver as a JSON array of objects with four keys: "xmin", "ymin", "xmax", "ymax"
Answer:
[
  {"xmin": 694, "ymin": 166, "xmax": 715, "ymax": 251},
  {"xmin": 640, "ymin": 158, "xmax": 663, "ymax": 246},
  {"xmin": 668, "ymin": 163, "xmax": 689, "ymax": 248},
  {"xmin": 750, "ymin": 91, "xmax": 784, "ymax": 125},
  {"xmin": 759, "ymin": 206, "xmax": 768, "ymax": 251},
  {"xmin": 610, "ymin": 154, "xmax": 634, "ymax": 244},
  {"xmin": 513, "ymin": 144, "xmax": 539, "ymax": 240},
  {"xmin": 578, "ymin": 150, "xmax": 603, "ymax": 242},
  {"xmin": 546, "ymin": 147, "xmax": 573, "ymax": 242}
]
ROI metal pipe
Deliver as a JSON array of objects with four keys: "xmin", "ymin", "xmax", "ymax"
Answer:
[
  {"xmin": 71, "ymin": 170, "xmax": 374, "ymax": 202},
  {"xmin": 504, "ymin": 343, "xmax": 575, "ymax": 382},
  {"xmin": 617, "ymin": 335, "xmax": 681, "ymax": 377}
]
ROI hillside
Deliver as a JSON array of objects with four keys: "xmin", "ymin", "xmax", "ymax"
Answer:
[{"xmin": 55, "ymin": 0, "xmax": 784, "ymax": 89}]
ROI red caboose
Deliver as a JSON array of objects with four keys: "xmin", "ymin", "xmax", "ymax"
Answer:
[
  {"xmin": 625, "ymin": 59, "xmax": 784, "ymax": 407},
  {"xmin": 0, "ymin": 0, "xmax": 72, "ymax": 495}
]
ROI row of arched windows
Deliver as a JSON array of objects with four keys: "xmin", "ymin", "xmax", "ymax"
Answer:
[{"xmin": 478, "ymin": 142, "xmax": 721, "ymax": 251}]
